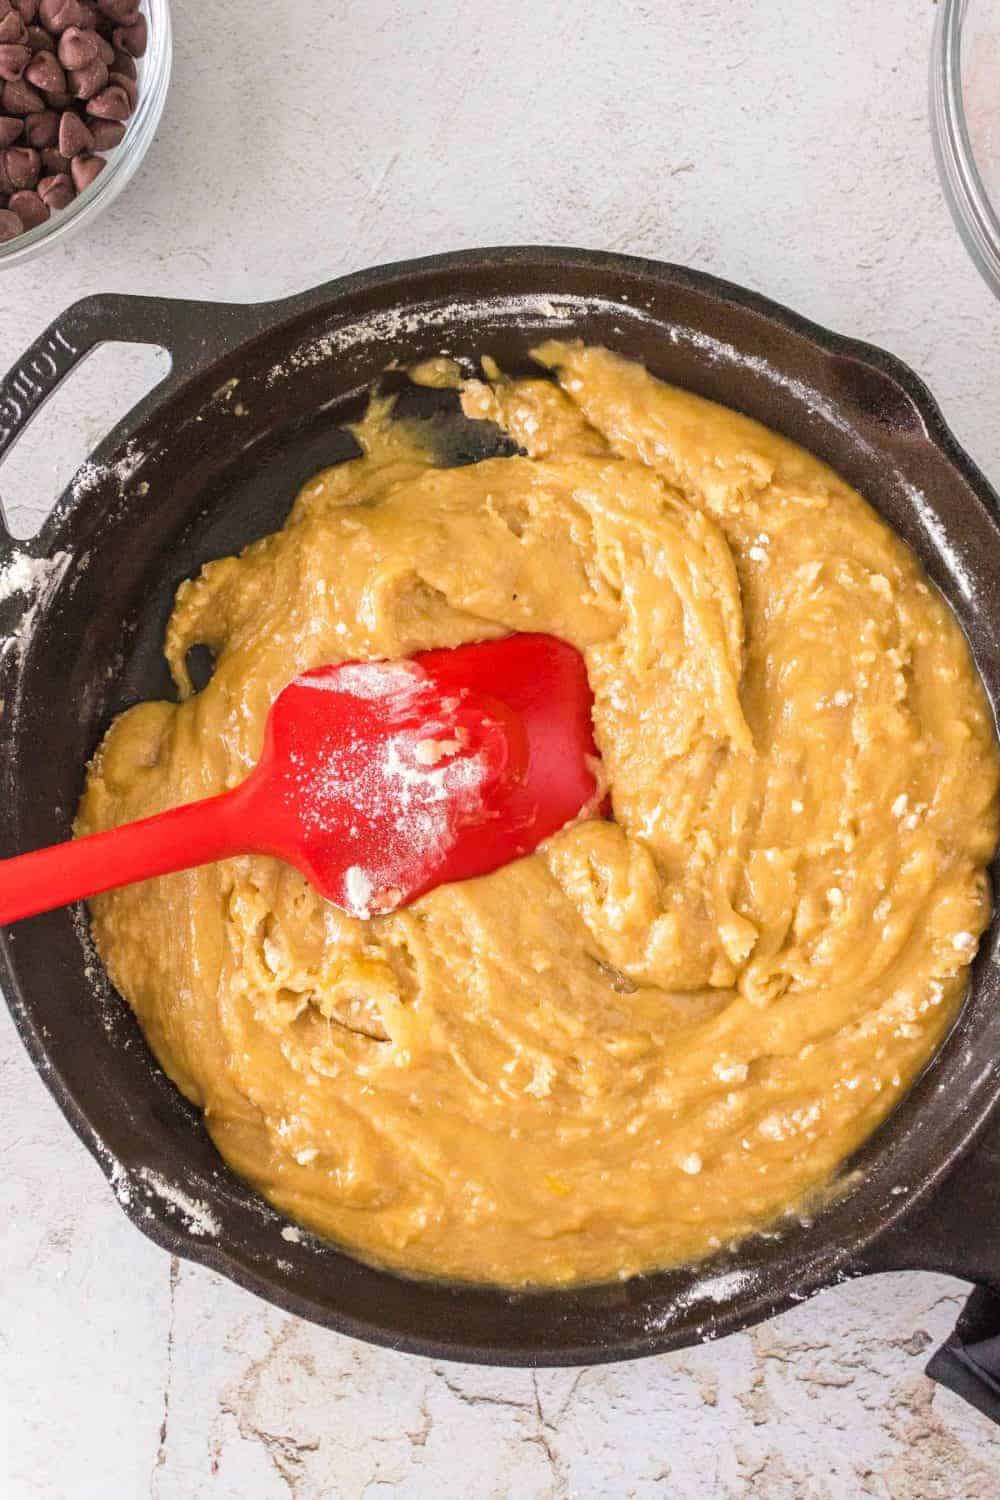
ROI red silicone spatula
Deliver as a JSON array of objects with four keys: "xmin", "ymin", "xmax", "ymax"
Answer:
[{"xmin": 0, "ymin": 633, "xmax": 600, "ymax": 926}]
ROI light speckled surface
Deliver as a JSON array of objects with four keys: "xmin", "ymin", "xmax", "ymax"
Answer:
[{"xmin": 4, "ymin": 1, "xmax": 1000, "ymax": 1494}]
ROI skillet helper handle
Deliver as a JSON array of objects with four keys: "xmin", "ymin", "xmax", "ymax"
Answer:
[
  {"xmin": 926, "ymin": 1288, "xmax": 1000, "ymax": 1426},
  {"xmin": 0, "ymin": 788, "xmax": 249, "ymax": 924},
  {"xmin": 0, "ymin": 291, "xmax": 267, "ymax": 646},
  {"xmin": 853, "ymin": 1093, "xmax": 1000, "ymax": 1425},
  {"xmin": 923, "ymin": 1116, "xmax": 1000, "ymax": 1423},
  {"xmin": 0, "ymin": 292, "xmax": 266, "ymax": 540},
  {"xmin": 0, "ymin": 295, "xmax": 168, "ymax": 480},
  {"xmin": 0, "ymin": 312, "xmax": 86, "ymax": 486},
  {"xmin": 0, "ymin": 300, "xmax": 117, "ymax": 635}
]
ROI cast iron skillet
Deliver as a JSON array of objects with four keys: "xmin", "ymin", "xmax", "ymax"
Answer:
[{"xmin": 2, "ymin": 248, "xmax": 1000, "ymax": 1387}]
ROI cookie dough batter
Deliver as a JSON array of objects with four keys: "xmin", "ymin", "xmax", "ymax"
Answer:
[{"xmin": 77, "ymin": 343, "xmax": 1000, "ymax": 1286}]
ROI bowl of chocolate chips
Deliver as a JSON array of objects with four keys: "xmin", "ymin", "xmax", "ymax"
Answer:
[{"xmin": 0, "ymin": 0, "xmax": 169, "ymax": 263}]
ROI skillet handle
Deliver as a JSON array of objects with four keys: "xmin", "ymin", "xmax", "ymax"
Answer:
[
  {"xmin": 852, "ymin": 1103, "xmax": 1000, "ymax": 1423},
  {"xmin": 0, "ymin": 292, "xmax": 264, "ymax": 546},
  {"xmin": 925, "ymin": 1288, "xmax": 1000, "ymax": 1427}
]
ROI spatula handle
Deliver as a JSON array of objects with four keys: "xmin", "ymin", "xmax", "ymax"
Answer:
[{"xmin": 0, "ymin": 789, "xmax": 248, "ymax": 925}]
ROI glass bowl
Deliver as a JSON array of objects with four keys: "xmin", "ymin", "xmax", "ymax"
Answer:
[
  {"xmin": 932, "ymin": 0, "xmax": 1000, "ymax": 296},
  {"xmin": 0, "ymin": 0, "xmax": 172, "ymax": 269}
]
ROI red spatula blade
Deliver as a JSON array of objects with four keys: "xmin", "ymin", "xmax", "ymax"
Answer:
[{"xmin": 248, "ymin": 634, "xmax": 600, "ymax": 917}]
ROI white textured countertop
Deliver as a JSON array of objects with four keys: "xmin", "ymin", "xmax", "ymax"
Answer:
[{"xmin": 4, "ymin": 2, "xmax": 1000, "ymax": 1495}]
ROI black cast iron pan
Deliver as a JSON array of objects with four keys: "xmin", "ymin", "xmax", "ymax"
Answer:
[{"xmin": 3, "ymin": 249, "xmax": 1000, "ymax": 1407}]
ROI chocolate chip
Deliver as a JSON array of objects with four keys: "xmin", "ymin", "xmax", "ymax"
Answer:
[
  {"xmin": 94, "ymin": 31, "xmax": 112, "ymax": 63},
  {"xmin": 67, "ymin": 55, "xmax": 103, "ymax": 96},
  {"xmin": 85, "ymin": 78, "xmax": 126, "ymax": 118},
  {"xmin": 13, "ymin": 1, "xmax": 40, "ymax": 22},
  {"xmin": 57, "ymin": 24, "xmax": 97, "ymax": 67},
  {"xmin": 42, "ymin": 86, "xmax": 70, "ymax": 105},
  {"xmin": 56, "ymin": 102, "xmax": 89, "ymax": 153},
  {"xmin": 22, "ymin": 105, "xmax": 56, "ymax": 144},
  {"xmin": 0, "ymin": 111, "xmax": 22, "ymax": 144},
  {"xmin": 37, "ymin": 167, "xmax": 71, "ymax": 206},
  {"xmin": 39, "ymin": 143, "xmax": 65, "ymax": 170},
  {"xmin": 1, "ymin": 75, "xmax": 43, "ymax": 110},
  {"xmin": 39, "ymin": 0, "xmax": 87, "ymax": 32},
  {"xmin": 0, "ymin": 42, "xmax": 28, "ymax": 79},
  {"xmin": 68, "ymin": 146, "xmax": 99, "ymax": 188},
  {"xmin": 8, "ymin": 183, "xmax": 46, "ymax": 224},
  {"xmin": 4, "ymin": 142, "xmax": 39, "ymax": 185},
  {"xmin": 108, "ymin": 43, "xmax": 131, "ymax": 77},
  {"xmin": 86, "ymin": 110, "xmax": 118, "ymax": 147},
  {"xmin": 25, "ymin": 24, "xmax": 53, "ymax": 50},
  {"xmin": 97, "ymin": 1, "xmax": 138, "ymax": 23},
  {"xmin": 111, "ymin": 12, "xmax": 141, "ymax": 56},
  {"xmin": 0, "ymin": 205, "xmax": 23, "ymax": 238},
  {"xmin": 107, "ymin": 65, "xmax": 131, "ymax": 105},
  {"xmin": 24, "ymin": 45, "xmax": 63, "ymax": 91},
  {"xmin": 0, "ymin": 12, "xmax": 27, "ymax": 44}
]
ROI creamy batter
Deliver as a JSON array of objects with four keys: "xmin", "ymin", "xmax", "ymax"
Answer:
[{"xmin": 77, "ymin": 343, "xmax": 1000, "ymax": 1286}]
